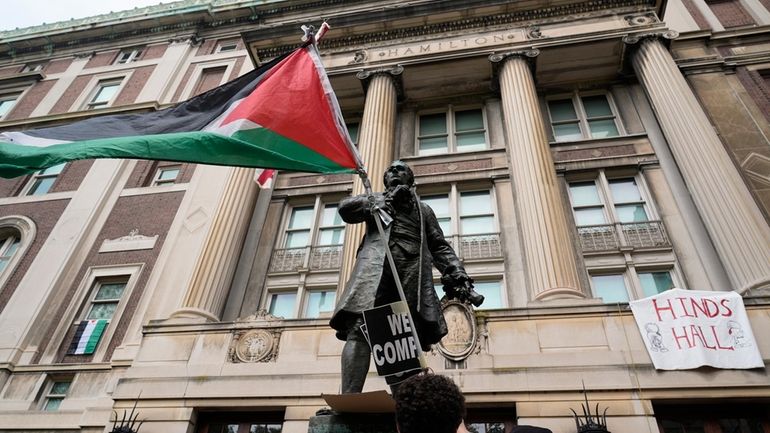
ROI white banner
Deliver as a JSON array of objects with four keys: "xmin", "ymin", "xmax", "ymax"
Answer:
[{"xmin": 629, "ymin": 289, "xmax": 764, "ymax": 370}]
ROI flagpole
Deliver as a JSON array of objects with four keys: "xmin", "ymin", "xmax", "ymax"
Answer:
[{"xmin": 308, "ymin": 22, "xmax": 427, "ymax": 372}]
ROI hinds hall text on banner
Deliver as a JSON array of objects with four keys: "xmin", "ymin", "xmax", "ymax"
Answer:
[{"xmin": 630, "ymin": 289, "xmax": 763, "ymax": 370}]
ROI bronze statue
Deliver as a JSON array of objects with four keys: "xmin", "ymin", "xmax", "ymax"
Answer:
[{"xmin": 330, "ymin": 160, "xmax": 482, "ymax": 393}]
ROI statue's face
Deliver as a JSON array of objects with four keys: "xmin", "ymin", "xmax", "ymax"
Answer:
[{"xmin": 384, "ymin": 162, "xmax": 413, "ymax": 188}]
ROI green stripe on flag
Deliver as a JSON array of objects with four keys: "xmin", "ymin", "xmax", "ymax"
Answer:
[
  {"xmin": 0, "ymin": 129, "xmax": 356, "ymax": 178},
  {"xmin": 83, "ymin": 320, "xmax": 107, "ymax": 355}
]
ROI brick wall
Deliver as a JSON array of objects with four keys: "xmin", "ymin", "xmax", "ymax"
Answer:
[
  {"xmin": 44, "ymin": 58, "xmax": 72, "ymax": 75},
  {"xmin": 681, "ymin": 0, "xmax": 711, "ymax": 29},
  {"xmin": 85, "ymin": 50, "xmax": 119, "ymax": 69},
  {"xmin": 171, "ymin": 63, "xmax": 195, "ymax": 103},
  {"xmin": 4, "ymin": 80, "xmax": 57, "ymax": 120},
  {"xmin": 196, "ymin": 39, "xmax": 217, "ymax": 56},
  {"xmin": 125, "ymin": 160, "xmax": 196, "ymax": 188},
  {"xmin": 707, "ymin": 0, "xmax": 755, "ymax": 27},
  {"xmin": 142, "ymin": 43, "xmax": 168, "ymax": 60},
  {"xmin": 0, "ymin": 65, "xmax": 21, "ymax": 78},
  {"xmin": 37, "ymin": 191, "xmax": 185, "ymax": 364},
  {"xmin": 0, "ymin": 200, "xmax": 70, "ymax": 313},
  {"xmin": 50, "ymin": 75, "xmax": 90, "ymax": 114},
  {"xmin": 50, "ymin": 160, "xmax": 94, "ymax": 193},
  {"xmin": 113, "ymin": 65, "xmax": 156, "ymax": 106}
]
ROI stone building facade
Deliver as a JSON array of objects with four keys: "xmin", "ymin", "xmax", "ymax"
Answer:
[{"xmin": 0, "ymin": 1, "xmax": 768, "ymax": 432}]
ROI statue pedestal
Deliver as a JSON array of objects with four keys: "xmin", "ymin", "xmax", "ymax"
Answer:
[
  {"xmin": 310, "ymin": 391, "xmax": 396, "ymax": 433},
  {"xmin": 308, "ymin": 412, "xmax": 396, "ymax": 433}
]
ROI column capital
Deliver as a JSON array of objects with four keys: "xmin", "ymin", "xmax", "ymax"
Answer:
[
  {"xmin": 488, "ymin": 49, "xmax": 540, "ymax": 91},
  {"xmin": 622, "ymin": 29, "xmax": 678, "ymax": 46},
  {"xmin": 356, "ymin": 65, "xmax": 405, "ymax": 101}
]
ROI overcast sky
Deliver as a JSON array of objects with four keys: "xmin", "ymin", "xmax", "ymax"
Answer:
[{"xmin": 1, "ymin": 0, "xmax": 169, "ymax": 31}]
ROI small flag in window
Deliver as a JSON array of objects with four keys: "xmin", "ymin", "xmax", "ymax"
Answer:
[{"xmin": 67, "ymin": 319, "xmax": 108, "ymax": 355}]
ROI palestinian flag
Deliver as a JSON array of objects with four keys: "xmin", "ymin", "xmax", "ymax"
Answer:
[
  {"xmin": 0, "ymin": 43, "xmax": 362, "ymax": 182},
  {"xmin": 67, "ymin": 319, "xmax": 108, "ymax": 355}
]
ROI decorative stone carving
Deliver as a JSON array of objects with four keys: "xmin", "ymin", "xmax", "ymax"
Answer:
[
  {"xmin": 99, "ymin": 229, "xmax": 158, "ymax": 253},
  {"xmin": 488, "ymin": 49, "xmax": 540, "ymax": 64},
  {"xmin": 74, "ymin": 51, "xmax": 95, "ymax": 59},
  {"xmin": 229, "ymin": 328, "xmax": 281, "ymax": 363},
  {"xmin": 237, "ymin": 309, "xmax": 282, "ymax": 322},
  {"xmin": 436, "ymin": 300, "xmax": 478, "ymax": 361},
  {"xmin": 356, "ymin": 64, "xmax": 405, "ymax": 101},
  {"xmin": 526, "ymin": 26, "xmax": 543, "ymax": 39},
  {"xmin": 624, "ymin": 13, "xmax": 659, "ymax": 26},
  {"xmin": 622, "ymin": 30, "xmax": 678, "ymax": 46},
  {"xmin": 348, "ymin": 50, "xmax": 368, "ymax": 65}
]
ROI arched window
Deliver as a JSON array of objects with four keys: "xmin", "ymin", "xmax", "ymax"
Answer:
[{"xmin": 0, "ymin": 216, "xmax": 36, "ymax": 289}]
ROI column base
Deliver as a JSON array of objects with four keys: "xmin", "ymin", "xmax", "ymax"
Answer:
[
  {"xmin": 167, "ymin": 307, "xmax": 220, "ymax": 323},
  {"xmin": 533, "ymin": 287, "xmax": 587, "ymax": 301}
]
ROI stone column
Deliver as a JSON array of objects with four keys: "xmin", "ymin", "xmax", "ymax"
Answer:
[
  {"xmin": 489, "ymin": 51, "xmax": 584, "ymax": 301},
  {"xmin": 338, "ymin": 66, "xmax": 402, "ymax": 289},
  {"xmin": 172, "ymin": 167, "xmax": 260, "ymax": 321},
  {"xmin": 626, "ymin": 31, "xmax": 770, "ymax": 292}
]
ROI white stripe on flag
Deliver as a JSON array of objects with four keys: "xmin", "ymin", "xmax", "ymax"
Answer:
[{"xmin": 75, "ymin": 320, "xmax": 98, "ymax": 355}]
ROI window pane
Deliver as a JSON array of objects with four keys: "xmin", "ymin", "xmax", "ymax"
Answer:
[
  {"xmin": 94, "ymin": 282, "xmax": 126, "ymax": 300},
  {"xmin": 86, "ymin": 302, "xmax": 118, "ymax": 320},
  {"xmin": 582, "ymin": 95, "xmax": 613, "ymax": 117},
  {"xmin": 569, "ymin": 182, "xmax": 601, "ymax": 206},
  {"xmin": 615, "ymin": 204, "xmax": 648, "ymax": 223},
  {"xmin": 0, "ymin": 258, "xmax": 8, "ymax": 273},
  {"xmin": 592, "ymin": 275, "xmax": 629, "ymax": 303},
  {"xmin": 456, "ymin": 132, "xmax": 487, "ymax": 151},
  {"xmin": 269, "ymin": 293, "xmax": 296, "ymax": 319},
  {"xmin": 419, "ymin": 113, "xmax": 447, "ymax": 136},
  {"xmin": 639, "ymin": 271, "xmax": 674, "ymax": 298},
  {"xmin": 305, "ymin": 290, "xmax": 336, "ymax": 318},
  {"xmin": 609, "ymin": 178, "xmax": 642, "ymax": 202},
  {"xmin": 158, "ymin": 168, "xmax": 180, "ymax": 180},
  {"xmin": 50, "ymin": 381, "xmax": 71, "ymax": 395},
  {"xmin": 419, "ymin": 137, "xmax": 448, "ymax": 155},
  {"xmin": 1, "ymin": 237, "xmax": 20, "ymax": 258},
  {"xmin": 588, "ymin": 119, "xmax": 619, "ymax": 138},
  {"xmin": 318, "ymin": 228, "xmax": 344, "ymax": 245},
  {"xmin": 288, "ymin": 207, "xmax": 313, "ymax": 229},
  {"xmin": 285, "ymin": 230, "xmax": 309, "ymax": 248},
  {"xmin": 454, "ymin": 109, "xmax": 483, "ymax": 131},
  {"xmin": 553, "ymin": 123, "xmax": 582, "ymax": 142},
  {"xmin": 461, "ymin": 216, "xmax": 494, "ymax": 235},
  {"xmin": 44, "ymin": 397, "xmax": 63, "ymax": 411},
  {"xmin": 346, "ymin": 123, "xmax": 359, "ymax": 144},
  {"xmin": 548, "ymin": 99, "xmax": 578, "ymax": 122},
  {"xmin": 421, "ymin": 195, "xmax": 449, "ymax": 217},
  {"xmin": 321, "ymin": 205, "xmax": 342, "ymax": 226},
  {"xmin": 437, "ymin": 218, "xmax": 451, "ymax": 236},
  {"xmin": 574, "ymin": 208, "xmax": 606, "ymax": 226},
  {"xmin": 40, "ymin": 163, "xmax": 66, "ymax": 176},
  {"xmin": 0, "ymin": 99, "xmax": 17, "ymax": 116},
  {"xmin": 474, "ymin": 281, "xmax": 503, "ymax": 309},
  {"xmin": 92, "ymin": 83, "xmax": 120, "ymax": 103},
  {"xmin": 28, "ymin": 177, "xmax": 56, "ymax": 195},
  {"xmin": 460, "ymin": 191, "xmax": 492, "ymax": 215}
]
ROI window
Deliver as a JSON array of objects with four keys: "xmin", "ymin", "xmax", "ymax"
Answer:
[
  {"xmin": 86, "ymin": 79, "xmax": 122, "ymax": 110},
  {"xmin": 85, "ymin": 279, "xmax": 127, "ymax": 321},
  {"xmin": 303, "ymin": 289, "xmax": 336, "ymax": 318},
  {"xmin": 268, "ymin": 291, "xmax": 296, "ymax": 319},
  {"xmin": 215, "ymin": 40, "xmax": 239, "ymax": 53},
  {"xmin": 22, "ymin": 63, "xmax": 45, "ymax": 73},
  {"xmin": 270, "ymin": 198, "xmax": 346, "ymax": 273},
  {"xmin": 196, "ymin": 412, "xmax": 284, "ymax": 433},
  {"xmin": 22, "ymin": 163, "xmax": 66, "ymax": 196},
  {"xmin": 567, "ymin": 171, "xmax": 670, "ymax": 252},
  {"xmin": 0, "ymin": 93, "xmax": 19, "ymax": 120},
  {"xmin": 419, "ymin": 187, "xmax": 501, "ymax": 261},
  {"xmin": 590, "ymin": 269, "xmax": 677, "ymax": 303},
  {"xmin": 547, "ymin": 93, "xmax": 621, "ymax": 142},
  {"xmin": 437, "ymin": 280, "xmax": 505, "ymax": 310},
  {"xmin": 193, "ymin": 66, "xmax": 228, "ymax": 96},
  {"xmin": 152, "ymin": 166, "xmax": 181, "ymax": 186},
  {"xmin": 0, "ymin": 233, "xmax": 20, "ymax": 275},
  {"xmin": 114, "ymin": 48, "xmax": 143, "ymax": 64},
  {"xmin": 346, "ymin": 122, "xmax": 360, "ymax": 147},
  {"xmin": 417, "ymin": 107, "xmax": 487, "ymax": 155},
  {"xmin": 41, "ymin": 379, "xmax": 71, "ymax": 411}
]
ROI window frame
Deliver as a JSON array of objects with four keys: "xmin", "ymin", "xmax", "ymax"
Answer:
[
  {"xmin": 39, "ymin": 264, "xmax": 143, "ymax": 364},
  {"xmin": 566, "ymin": 170, "xmax": 656, "ymax": 227},
  {"xmin": 19, "ymin": 163, "xmax": 67, "ymax": 196},
  {"xmin": 588, "ymin": 266, "xmax": 683, "ymax": 303},
  {"xmin": 151, "ymin": 165, "xmax": 182, "ymax": 186},
  {"xmin": 215, "ymin": 40, "xmax": 239, "ymax": 53},
  {"xmin": 416, "ymin": 105, "xmax": 489, "ymax": 155},
  {"xmin": 114, "ymin": 47, "xmax": 144, "ymax": 65},
  {"xmin": 546, "ymin": 91, "xmax": 624, "ymax": 143},
  {"xmin": 38, "ymin": 376, "xmax": 73, "ymax": 411},
  {"xmin": 84, "ymin": 78, "xmax": 124, "ymax": 110},
  {"xmin": 418, "ymin": 185, "xmax": 499, "ymax": 238},
  {"xmin": 301, "ymin": 287, "xmax": 338, "ymax": 318},
  {"xmin": 0, "ymin": 216, "xmax": 36, "ymax": 291},
  {"xmin": 0, "ymin": 92, "xmax": 21, "ymax": 120},
  {"xmin": 278, "ymin": 196, "xmax": 346, "ymax": 250},
  {"xmin": 178, "ymin": 60, "xmax": 237, "ymax": 101}
]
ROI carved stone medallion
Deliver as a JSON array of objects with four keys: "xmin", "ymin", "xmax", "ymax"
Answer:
[
  {"xmin": 437, "ymin": 300, "xmax": 477, "ymax": 361},
  {"xmin": 230, "ymin": 329, "xmax": 281, "ymax": 363}
]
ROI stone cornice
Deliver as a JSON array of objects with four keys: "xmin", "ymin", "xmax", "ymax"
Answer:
[{"xmin": 251, "ymin": 0, "xmax": 653, "ymax": 60}]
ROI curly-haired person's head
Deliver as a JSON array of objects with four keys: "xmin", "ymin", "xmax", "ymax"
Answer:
[{"xmin": 394, "ymin": 373, "xmax": 466, "ymax": 433}]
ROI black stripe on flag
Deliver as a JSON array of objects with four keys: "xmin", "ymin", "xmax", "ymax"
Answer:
[{"xmin": 67, "ymin": 321, "xmax": 88, "ymax": 355}]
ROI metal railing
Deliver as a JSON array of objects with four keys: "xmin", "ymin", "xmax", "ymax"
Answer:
[
  {"xmin": 577, "ymin": 221, "xmax": 670, "ymax": 252},
  {"xmin": 448, "ymin": 233, "xmax": 503, "ymax": 260},
  {"xmin": 269, "ymin": 245, "xmax": 343, "ymax": 273}
]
